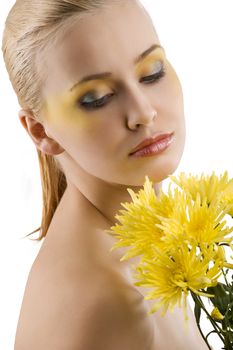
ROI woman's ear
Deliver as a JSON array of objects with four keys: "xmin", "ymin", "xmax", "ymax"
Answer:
[{"xmin": 18, "ymin": 109, "xmax": 65, "ymax": 155}]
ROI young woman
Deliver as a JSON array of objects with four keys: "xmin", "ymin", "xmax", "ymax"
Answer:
[{"xmin": 2, "ymin": 0, "xmax": 209, "ymax": 349}]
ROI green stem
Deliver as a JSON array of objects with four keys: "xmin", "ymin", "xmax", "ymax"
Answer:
[
  {"xmin": 206, "ymin": 329, "xmax": 218, "ymax": 341},
  {"xmin": 196, "ymin": 294, "xmax": 225, "ymax": 337},
  {"xmin": 191, "ymin": 292, "xmax": 225, "ymax": 344},
  {"xmin": 195, "ymin": 314, "xmax": 213, "ymax": 350},
  {"xmin": 222, "ymin": 318, "xmax": 232, "ymax": 350}
]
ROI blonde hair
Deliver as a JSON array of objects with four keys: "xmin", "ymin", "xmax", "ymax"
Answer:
[{"xmin": 1, "ymin": 0, "xmax": 109, "ymax": 241}]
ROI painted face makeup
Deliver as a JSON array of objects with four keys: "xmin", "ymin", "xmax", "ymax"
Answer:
[
  {"xmin": 72, "ymin": 81, "xmax": 115, "ymax": 112},
  {"xmin": 135, "ymin": 47, "xmax": 166, "ymax": 76},
  {"xmin": 38, "ymin": 0, "xmax": 186, "ymax": 190},
  {"xmin": 42, "ymin": 46, "xmax": 167, "ymax": 130},
  {"xmin": 41, "ymin": 85, "xmax": 96, "ymax": 129}
]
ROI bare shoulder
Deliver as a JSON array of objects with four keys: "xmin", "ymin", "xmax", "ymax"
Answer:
[
  {"xmin": 83, "ymin": 274, "xmax": 155, "ymax": 350},
  {"xmin": 14, "ymin": 249, "xmax": 154, "ymax": 350},
  {"xmin": 14, "ymin": 254, "xmax": 88, "ymax": 349}
]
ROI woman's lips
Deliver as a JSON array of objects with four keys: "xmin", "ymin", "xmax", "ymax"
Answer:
[{"xmin": 129, "ymin": 132, "xmax": 174, "ymax": 158}]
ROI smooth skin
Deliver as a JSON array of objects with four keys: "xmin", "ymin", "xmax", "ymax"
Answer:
[{"xmin": 15, "ymin": 1, "xmax": 209, "ymax": 349}]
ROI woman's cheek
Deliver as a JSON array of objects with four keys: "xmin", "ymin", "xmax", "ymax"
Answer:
[{"xmin": 43, "ymin": 93, "xmax": 96, "ymax": 132}]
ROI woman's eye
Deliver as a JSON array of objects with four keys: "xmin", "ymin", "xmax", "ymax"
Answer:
[
  {"xmin": 78, "ymin": 61, "xmax": 166, "ymax": 110},
  {"xmin": 140, "ymin": 61, "xmax": 166, "ymax": 84},
  {"xmin": 79, "ymin": 92, "xmax": 114, "ymax": 110}
]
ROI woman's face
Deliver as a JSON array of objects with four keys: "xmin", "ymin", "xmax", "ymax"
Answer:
[{"xmin": 41, "ymin": 0, "xmax": 186, "ymax": 186}]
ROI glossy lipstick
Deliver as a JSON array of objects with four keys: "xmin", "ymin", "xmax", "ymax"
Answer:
[{"xmin": 129, "ymin": 132, "xmax": 174, "ymax": 158}]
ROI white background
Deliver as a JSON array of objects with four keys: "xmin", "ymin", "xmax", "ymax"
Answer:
[{"xmin": 1, "ymin": 1, "xmax": 233, "ymax": 349}]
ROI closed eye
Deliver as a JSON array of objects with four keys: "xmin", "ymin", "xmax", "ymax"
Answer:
[
  {"xmin": 139, "ymin": 66, "xmax": 166, "ymax": 84},
  {"xmin": 78, "ymin": 63, "xmax": 166, "ymax": 110}
]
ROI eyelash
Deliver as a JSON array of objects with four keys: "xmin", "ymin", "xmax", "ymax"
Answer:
[{"xmin": 78, "ymin": 65, "xmax": 166, "ymax": 110}]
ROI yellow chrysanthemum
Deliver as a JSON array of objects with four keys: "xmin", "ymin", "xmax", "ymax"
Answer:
[
  {"xmin": 105, "ymin": 176, "xmax": 164, "ymax": 261},
  {"xmin": 156, "ymin": 191, "xmax": 233, "ymax": 249},
  {"xmin": 106, "ymin": 176, "xmax": 186, "ymax": 261},
  {"xmin": 105, "ymin": 172, "xmax": 233, "ymax": 320},
  {"xmin": 169, "ymin": 171, "xmax": 233, "ymax": 217},
  {"xmin": 106, "ymin": 176, "xmax": 197, "ymax": 261},
  {"xmin": 132, "ymin": 243, "xmax": 222, "ymax": 320}
]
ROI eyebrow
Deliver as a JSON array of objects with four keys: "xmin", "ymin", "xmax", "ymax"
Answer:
[{"xmin": 69, "ymin": 43, "xmax": 163, "ymax": 92}]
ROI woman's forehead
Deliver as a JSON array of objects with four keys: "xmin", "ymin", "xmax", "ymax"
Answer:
[{"xmin": 41, "ymin": 0, "xmax": 160, "ymax": 96}]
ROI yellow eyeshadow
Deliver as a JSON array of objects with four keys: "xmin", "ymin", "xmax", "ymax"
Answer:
[
  {"xmin": 42, "ymin": 48, "xmax": 166, "ymax": 122},
  {"xmin": 43, "ymin": 93, "xmax": 95, "ymax": 129},
  {"xmin": 41, "ymin": 61, "xmax": 167, "ymax": 128},
  {"xmin": 136, "ymin": 49, "xmax": 165, "ymax": 75}
]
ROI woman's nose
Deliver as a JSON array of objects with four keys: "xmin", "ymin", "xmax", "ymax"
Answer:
[{"xmin": 125, "ymin": 85, "xmax": 158, "ymax": 130}]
